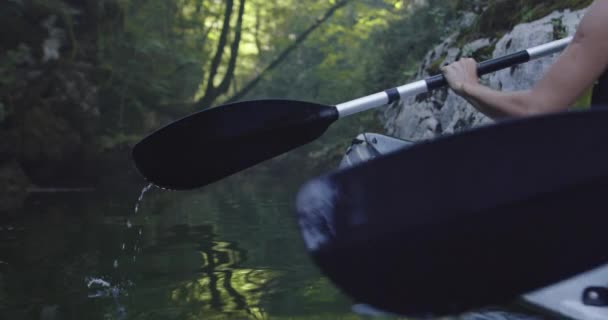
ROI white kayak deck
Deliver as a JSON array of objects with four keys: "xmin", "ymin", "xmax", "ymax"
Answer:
[{"xmin": 523, "ymin": 264, "xmax": 608, "ymax": 320}]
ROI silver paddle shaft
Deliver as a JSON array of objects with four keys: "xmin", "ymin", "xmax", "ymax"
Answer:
[{"xmin": 336, "ymin": 36, "xmax": 573, "ymax": 118}]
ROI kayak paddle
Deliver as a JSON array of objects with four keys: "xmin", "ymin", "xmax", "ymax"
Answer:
[
  {"xmin": 132, "ymin": 37, "xmax": 573, "ymax": 190},
  {"xmin": 295, "ymin": 108, "xmax": 608, "ymax": 317}
]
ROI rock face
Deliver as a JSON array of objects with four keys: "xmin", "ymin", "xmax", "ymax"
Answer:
[
  {"xmin": 383, "ymin": 9, "xmax": 586, "ymax": 141},
  {"xmin": 0, "ymin": 1, "xmax": 104, "ymax": 187}
]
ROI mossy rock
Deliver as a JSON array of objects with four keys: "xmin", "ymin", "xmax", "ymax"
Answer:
[
  {"xmin": 551, "ymin": 17, "xmax": 568, "ymax": 40},
  {"xmin": 519, "ymin": 0, "xmax": 594, "ymax": 23},
  {"xmin": 472, "ymin": 43, "xmax": 496, "ymax": 61},
  {"xmin": 457, "ymin": 0, "xmax": 593, "ymax": 46},
  {"xmin": 426, "ymin": 53, "xmax": 448, "ymax": 75}
]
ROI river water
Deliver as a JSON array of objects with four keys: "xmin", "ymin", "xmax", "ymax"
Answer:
[{"xmin": 0, "ymin": 121, "xmax": 551, "ymax": 320}]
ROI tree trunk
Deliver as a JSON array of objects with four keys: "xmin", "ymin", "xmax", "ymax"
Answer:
[
  {"xmin": 154, "ymin": 0, "xmax": 351, "ymax": 116},
  {"xmin": 226, "ymin": 0, "xmax": 352, "ymax": 103},
  {"xmin": 196, "ymin": 0, "xmax": 246, "ymax": 109},
  {"xmin": 200, "ymin": 0, "xmax": 235, "ymax": 104}
]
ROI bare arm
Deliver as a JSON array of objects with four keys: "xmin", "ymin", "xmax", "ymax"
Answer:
[{"xmin": 442, "ymin": 0, "xmax": 608, "ymax": 119}]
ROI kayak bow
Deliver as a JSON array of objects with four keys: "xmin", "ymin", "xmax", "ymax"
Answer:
[{"xmin": 295, "ymin": 109, "xmax": 608, "ymax": 316}]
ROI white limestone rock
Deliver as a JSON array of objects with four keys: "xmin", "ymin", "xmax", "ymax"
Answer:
[{"xmin": 384, "ymin": 8, "xmax": 587, "ymax": 141}]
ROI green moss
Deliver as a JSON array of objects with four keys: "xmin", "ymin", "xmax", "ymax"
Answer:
[
  {"xmin": 551, "ymin": 17, "xmax": 568, "ymax": 40},
  {"xmin": 520, "ymin": 0, "xmax": 594, "ymax": 23},
  {"xmin": 422, "ymin": 41, "xmax": 495, "ymax": 75},
  {"xmin": 426, "ymin": 52, "xmax": 448, "ymax": 75},
  {"xmin": 456, "ymin": 0, "xmax": 593, "ymax": 47},
  {"xmin": 97, "ymin": 133, "xmax": 141, "ymax": 151},
  {"xmin": 454, "ymin": 0, "xmax": 489, "ymax": 13},
  {"xmin": 472, "ymin": 43, "xmax": 496, "ymax": 61}
]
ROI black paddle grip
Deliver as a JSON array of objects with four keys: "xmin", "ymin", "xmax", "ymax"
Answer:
[{"xmin": 425, "ymin": 50, "xmax": 531, "ymax": 91}]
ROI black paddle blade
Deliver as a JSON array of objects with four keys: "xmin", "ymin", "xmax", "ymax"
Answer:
[
  {"xmin": 295, "ymin": 109, "xmax": 608, "ymax": 317},
  {"xmin": 132, "ymin": 99, "xmax": 338, "ymax": 190}
]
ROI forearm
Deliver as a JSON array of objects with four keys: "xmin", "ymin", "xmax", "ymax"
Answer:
[
  {"xmin": 451, "ymin": 0, "xmax": 608, "ymax": 119},
  {"xmin": 461, "ymin": 83, "xmax": 534, "ymax": 119}
]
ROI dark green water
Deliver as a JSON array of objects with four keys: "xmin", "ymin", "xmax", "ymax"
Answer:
[
  {"xmin": 0, "ymin": 158, "xmax": 548, "ymax": 320},
  {"xmin": 0, "ymin": 145, "xmax": 376, "ymax": 320}
]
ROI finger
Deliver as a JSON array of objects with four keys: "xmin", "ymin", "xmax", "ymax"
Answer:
[
  {"xmin": 471, "ymin": 59, "xmax": 478, "ymax": 69},
  {"xmin": 459, "ymin": 60, "xmax": 474, "ymax": 72},
  {"xmin": 462, "ymin": 58, "xmax": 473, "ymax": 66}
]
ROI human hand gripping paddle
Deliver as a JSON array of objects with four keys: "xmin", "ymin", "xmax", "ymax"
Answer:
[{"xmin": 132, "ymin": 37, "xmax": 573, "ymax": 190}]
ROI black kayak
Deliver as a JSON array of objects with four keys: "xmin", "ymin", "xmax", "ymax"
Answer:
[
  {"xmin": 294, "ymin": 109, "xmax": 608, "ymax": 317},
  {"xmin": 341, "ymin": 132, "xmax": 608, "ymax": 319}
]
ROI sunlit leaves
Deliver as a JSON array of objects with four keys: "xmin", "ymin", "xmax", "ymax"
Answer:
[{"xmin": 98, "ymin": 0, "xmax": 432, "ymax": 138}]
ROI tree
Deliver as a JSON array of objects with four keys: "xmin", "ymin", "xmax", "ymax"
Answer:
[
  {"xmin": 226, "ymin": 0, "xmax": 352, "ymax": 104},
  {"xmin": 196, "ymin": 0, "xmax": 246, "ymax": 109}
]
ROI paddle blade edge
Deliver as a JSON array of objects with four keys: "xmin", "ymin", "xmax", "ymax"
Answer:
[{"xmin": 132, "ymin": 99, "xmax": 338, "ymax": 190}]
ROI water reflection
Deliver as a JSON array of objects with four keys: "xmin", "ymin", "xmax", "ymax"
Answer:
[
  {"xmin": 168, "ymin": 236, "xmax": 280, "ymax": 319},
  {"xmin": 138, "ymin": 223, "xmax": 280, "ymax": 319},
  {"xmin": 0, "ymin": 161, "xmax": 546, "ymax": 320},
  {"xmin": 115, "ymin": 180, "xmax": 355, "ymax": 319},
  {"xmin": 0, "ymin": 166, "xmax": 366, "ymax": 319}
]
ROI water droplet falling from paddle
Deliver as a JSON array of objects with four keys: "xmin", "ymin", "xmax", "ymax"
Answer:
[{"xmin": 134, "ymin": 183, "xmax": 154, "ymax": 213}]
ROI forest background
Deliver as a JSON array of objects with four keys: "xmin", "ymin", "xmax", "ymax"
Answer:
[
  {"xmin": 0, "ymin": 1, "xmax": 597, "ymax": 319},
  {"xmin": 0, "ymin": 0, "xmax": 592, "ymax": 211}
]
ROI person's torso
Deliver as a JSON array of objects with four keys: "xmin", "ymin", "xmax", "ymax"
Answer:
[{"xmin": 592, "ymin": 70, "xmax": 608, "ymax": 108}]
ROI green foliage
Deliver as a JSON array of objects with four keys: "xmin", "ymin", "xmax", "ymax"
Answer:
[
  {"xmin": 1, "ymin": 0, "xmax": 596, "ymax": 187},
  {"xmin": 461, "ymin": 0, "xmax": 593, "ymax": 43},
  {"xmin": 551, "ymin": 17, "xmax": 568, "ymax": 40},
  {"xmin": 572, "ymin": 86, "xmax": 593, "ymax": 110},
  {"xmin": 362, "ymin": 0, "xmax": 463, "ymax": 88},
  {"xmin": 98, "ymin": 133, "xmax": 141, "ymax": 151},
  {"xmin": 471, "ymin": 43, "xmax": 496, "ymax": 61},
  {"xmin": 236, "ymin": 0, "xmax": 403, "ymax": 103},
  {"xmin": 519, "ymin": 0, "xmax": 594, "ymax": 23},
  {"xmin": 426, "ymin": 53, "xmax": 449, "ymax": 75},
  {"xmin": 97, "ymin": 0, "xmax": 208, "ymax": 134},
  {"xmin": 0, "ymin": 44, "xmax": 31, "ymax": 88},
  {"xmin": 1, "ymin": 1, "xmax": 601, "ymax": 318}
]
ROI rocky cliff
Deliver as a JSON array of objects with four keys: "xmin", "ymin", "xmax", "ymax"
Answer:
[{"xmin": 383, "ymin": 8, "xmax": 587, "ymax": 141}]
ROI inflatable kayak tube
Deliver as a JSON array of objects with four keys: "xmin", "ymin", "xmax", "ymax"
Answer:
[{"xmin": 339, "ymin": 132, "xmax": 608, "ymax": 320}]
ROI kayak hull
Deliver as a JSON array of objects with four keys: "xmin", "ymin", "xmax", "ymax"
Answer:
[
  {"xmin": 341, "ymin": 132, "xmax": 608, "ymax": 320},
  {"xmin": 296, "ymin": 110, "xmax": 608, "ymax": 316}
]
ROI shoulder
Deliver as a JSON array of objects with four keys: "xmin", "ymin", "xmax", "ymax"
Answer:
[
  {"xmin": 576, "ymin": 1, "xmax": 608, "ymax": 40},
  {"xmin": 572, "ymin": 1, "xmax": 608, "ymax": 65}
]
